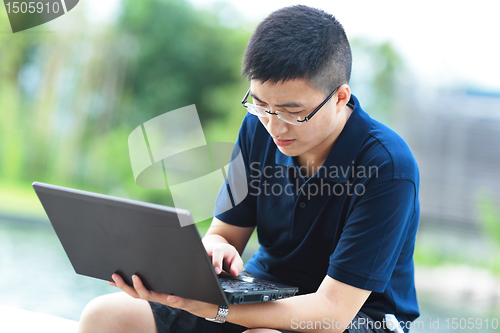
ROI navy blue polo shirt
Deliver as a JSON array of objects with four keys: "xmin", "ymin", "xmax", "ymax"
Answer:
[{"xmin": 214, "ymin": 95, "xmax": 420, "ymax": 325}]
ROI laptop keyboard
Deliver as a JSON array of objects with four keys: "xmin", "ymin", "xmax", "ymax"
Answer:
[
  {"xmin": 220, "ymin": 278, "xmax": 277, "ymax": 292},
  {"xmin": 218, "ymin": 271, "xmax": 298, "ymax": 304}
]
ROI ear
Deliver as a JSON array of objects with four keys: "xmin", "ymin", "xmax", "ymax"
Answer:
[{"xmin": 335, "ymin": 84, "xmax": 351, "ymax": 114}]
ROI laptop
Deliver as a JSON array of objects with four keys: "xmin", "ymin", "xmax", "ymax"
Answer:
[{"xmin": 32, "ymin": 182, "xmax": 298, "ymax": 306}]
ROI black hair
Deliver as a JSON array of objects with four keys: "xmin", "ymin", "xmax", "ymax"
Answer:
[{"xmin": 242, "ymin": 5, "xmax": 352, "ymax": 94}]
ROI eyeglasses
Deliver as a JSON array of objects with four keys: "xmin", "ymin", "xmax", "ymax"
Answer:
[{"xmin": 241, "ymin": 85, "xmax": 341, "ymax": 126}]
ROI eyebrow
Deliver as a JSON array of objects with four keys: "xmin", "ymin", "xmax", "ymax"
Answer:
[{"xmin": 249, "ymin": 92, "xmax": 303, "ymax": 108}]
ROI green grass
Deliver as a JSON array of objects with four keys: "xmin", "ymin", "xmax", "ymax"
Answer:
[{"xmin": 0, "ymin": 180, "xmax": 47, "ymax": 218}]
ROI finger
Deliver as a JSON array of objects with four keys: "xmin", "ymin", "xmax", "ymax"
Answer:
[
  {"xmin": 112, "ymin": 274, "xmax": 140, "ymax": 298},
  {"xmin": 211, "ymin": 247, "xmax": 224, "ymax": 275},
  {"xmin": 221, "ymin": 248, "xmax": 243, "ymax": 276},
  {"xmin": 131, "ymin": 275, "xmax": 153, "ymax": 300},
  {"xmin": 131, "ymin": 277, "xmax": 187, "ymax": 309},
  {"xmin": 229, "ymin": 254, "xmax": 244, "ymax": 276}
]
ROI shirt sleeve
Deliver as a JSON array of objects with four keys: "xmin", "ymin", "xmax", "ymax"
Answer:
[
  {"xmin": 213, "ymin": 114, "xmax": 258, "ymax": 227},
  {"xmin": 328, "ymin": 178, "xmax": 417, "ymax": 293}
]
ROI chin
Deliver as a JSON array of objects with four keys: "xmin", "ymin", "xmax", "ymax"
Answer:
[{"xmin": 277, "ymin": 145, "xmax": 301, "ymax": 157}]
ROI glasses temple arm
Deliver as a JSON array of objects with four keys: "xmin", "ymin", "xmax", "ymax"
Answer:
[
  {"xmin": 241, "ymin": 89, "xmax": 251, "ymax": 105},
  {"xmin": 299, "ymin": 86, "xmax": 340, "ymax": 123}
]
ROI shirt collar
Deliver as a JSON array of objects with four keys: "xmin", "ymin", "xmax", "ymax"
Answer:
[{"xmin": 275, "ymin": 94, "xmax": 372, "ymax": 183}]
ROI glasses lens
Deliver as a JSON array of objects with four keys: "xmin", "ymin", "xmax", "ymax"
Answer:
[
  {"xmin": 277, "ymin": 112, "xmax": 301, "ymax": 126},
  {"xmin": 245, "ymin": 104, "xmax": 269, "ymax": 117}
]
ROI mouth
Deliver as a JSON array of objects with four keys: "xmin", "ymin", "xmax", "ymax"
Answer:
[{"xmin": 273, "ymin": 138, "xmax": 295, "ymax": 147}]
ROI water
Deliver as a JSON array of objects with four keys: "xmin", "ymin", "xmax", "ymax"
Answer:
[
  {"xmin": 0, "ymin": 217, "xmax": 116, "ymax": 321},
  {"xmin": 0, "ymin": 217, "xmax": 498, "ymax": 331}
]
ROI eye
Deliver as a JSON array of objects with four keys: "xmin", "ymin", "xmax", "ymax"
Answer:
[{"xmin": 285, "ymin": 109, "xmax": 304, "ymax": 114}]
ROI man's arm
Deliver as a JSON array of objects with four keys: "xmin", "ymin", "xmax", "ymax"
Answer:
[
  {"xmin": 186, "ymin": 273, "xmax": 371, "ymax": 333},
  {"xmin": 112, "ymin": 216, "xmax": 371, "ymax": 332},
  {"xmin": 202, "ymin": 217, "xmax": 255, "ymax": 276},
  {"xmin": 201, "ymin": 218, "xmax": 371, "ymax": 332},
  {"xmin": 113, "ymin": 269, "xmax": 370, "ymax": 333}
]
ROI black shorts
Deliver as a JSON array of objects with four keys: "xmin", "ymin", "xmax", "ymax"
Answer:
[{"xmin": 149, "ymin": 301, "xmax": 393, "ymax": 333}]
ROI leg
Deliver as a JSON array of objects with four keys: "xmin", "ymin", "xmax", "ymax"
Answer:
[
  {"xmin": 77, "ymin": 292, "xmax": 157, "ymax": 333},
  {"xmin": 347, "ymin": 311, "xmax": 392, "ymax": 333},
  {"xmin": 150, "ymin": 301, "xmax": 248, "ymax": 333},
  {"xmin": 241, "ymin": 312, "xmax": 394, "ymax": 333}
]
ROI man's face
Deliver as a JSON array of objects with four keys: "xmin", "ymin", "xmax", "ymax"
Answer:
[{"xmin": 249, "ymin": 79, "xmax": 346, "ymax": 161}]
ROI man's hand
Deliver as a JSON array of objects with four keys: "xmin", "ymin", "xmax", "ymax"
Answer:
[
  {"xmin": 202, "ymin": 217, "xmax": 254, "ymax": 277},
  {"xmin": 206, "ymin": 242, "xmax": 244, "ymax": 276},
  {"xmin": 108, "ymin": 274, "xmax": 218, "ymax": 319}
]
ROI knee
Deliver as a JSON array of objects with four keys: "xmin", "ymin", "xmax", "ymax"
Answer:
[
  {"xmin": 78, "ymin": 293, "xmax": 129, "ymax": 332},
  {"xmin": 78, "ymin": 292, "xmax": 155, "ymax": 333}
]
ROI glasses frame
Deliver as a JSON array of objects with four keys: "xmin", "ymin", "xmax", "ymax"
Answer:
[{"xmin": 241, "ymin": 85, "xmax": 341, "ymax": 126}]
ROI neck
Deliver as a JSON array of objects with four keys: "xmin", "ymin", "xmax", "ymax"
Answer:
[{"xmin": 297, "ymin": 105, "xmax": 353, "ymax": 178}]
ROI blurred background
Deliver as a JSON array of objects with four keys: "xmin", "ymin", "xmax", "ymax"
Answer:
[{"xmin": 1, "ymin": 0, "xmax": 499, "ymax": 331}]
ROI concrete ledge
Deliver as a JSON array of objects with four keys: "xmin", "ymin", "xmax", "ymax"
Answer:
[{"xmin": 0, "ymin": 304, "xmax": 78, "ymax": 333}]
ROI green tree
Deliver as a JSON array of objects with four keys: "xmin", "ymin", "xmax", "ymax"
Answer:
[
  {"xmin": 0, "ymin": 0, "xmax": 251, "ymax": 209},
  {"xmin": 350, "ymin": 38, "xmax": 406, "ymax": 124},
  {"xmin": 118, "ymin": 0, "xmax": 249, "ymax": 126}
]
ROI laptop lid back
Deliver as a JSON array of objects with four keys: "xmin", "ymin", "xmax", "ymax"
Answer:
[{"xmin": 32, "ymin": 181, "xmax": 228, "ymax": 306}]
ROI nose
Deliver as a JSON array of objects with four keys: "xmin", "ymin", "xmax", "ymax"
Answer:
[{"xmin": 263, "ymin": 113, "xmax": 288, "ymax": 137}]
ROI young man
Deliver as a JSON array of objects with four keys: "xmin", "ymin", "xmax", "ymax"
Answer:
[{"xmin": 78, "ymin": 5, "xmax": 419, "ymax": 333}]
